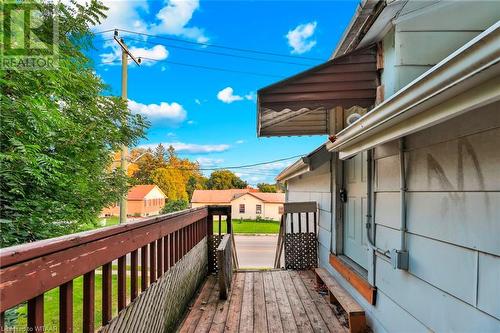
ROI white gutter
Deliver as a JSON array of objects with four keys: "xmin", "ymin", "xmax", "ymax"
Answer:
[
  {"xmin": 275, "ymin": 157, "xmax": 310, "ymax": 183},
  {"xmin": 327, "ymin": 20, "xmax": 500, "ymax": 159}
]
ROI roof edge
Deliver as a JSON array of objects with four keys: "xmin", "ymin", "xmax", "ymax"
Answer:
[{"xmin": 327, "ymin": 21, "xmax": 500, "ymax": 158}]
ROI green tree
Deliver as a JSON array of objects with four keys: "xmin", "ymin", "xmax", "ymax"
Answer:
[
  {"xmin": 0, "ymin": 1, "xmax": 147, "ymax": 247},
  {"xmin": 151, "ymin": 168, "xmax": 188, "ymax": 201},
  {"xmin": 207, "ymin": 170, "xmax": 248, "ymax": 190},
  {"xmin": 161, "ymin": 199, "xmax": 189, "ymax": 214},
  {"xmin": 257, "ymin": 183, "xmax": 278, "ymax": 193},
  {"xmin": 186, "ymin": 174, "xmax": 207, "ymax": 200}
]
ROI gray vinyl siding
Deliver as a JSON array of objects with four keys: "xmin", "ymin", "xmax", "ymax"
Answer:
[
  {"xmin": 370, "ymin": 102, "xmax": 500, "ymax": 331},
  {"xmin": 382, "ymin": 0, "xmax": 500, "ymax": 99},
  {"xmin": 288, "ymin": 104, "xmax": 500, "ymax": 332}
]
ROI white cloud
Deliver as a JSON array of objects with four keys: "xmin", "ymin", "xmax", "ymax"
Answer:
[
  {"xmin": 187, "ymin": 120, "xmax": 195, "ymax": 125},
  {"xmin": 167, "ymin": 132, "xmax": 176, "ymax": 137},
  {"xmin": 235, "ymin": 140, "xmax": 245, "ymax": 144},
  {"xmin": 128, "ymin": 99, "xmax": 187, "ymax": 123},
  {"xmin": 92, "ymin": 0, "xmax": 207, "ymax": 43},
  {"xmin": 151, "ymin": 0, "xmax": 208, "ymax": 43},
  {"xmin": 217, "ymin": 87, "xmax": 243, "ymax": 104},
  {"xmin": 101, "ymin": 44, "xmax": 169, "ymax": 65},
  {"xmin": 194, "ymin": 99, "xmax": 201, "ymax": 105},
  {"xmin": 95, "ymin": 0, "xmax": 207, "ymax": 65},
  {"xmin": 142, "ymin": 142, "xmax": 230, "ymax": 154},
  {"xmin": 196, "ymin": 157, "xmax": 224, "ymax": 167},
  {"xmin": 286, "ymin": 21, "xmax": 317, "ymax": 54},
  {"xmin": 244, "ymin": 92, "xmax": 256, "ymax": 101}
]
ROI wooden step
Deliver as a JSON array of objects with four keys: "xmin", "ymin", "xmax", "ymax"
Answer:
[{"xmin": 314, "ymin": 268, "xmax": 366, "ymax": 333}]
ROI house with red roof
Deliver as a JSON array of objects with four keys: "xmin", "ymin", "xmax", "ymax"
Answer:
[
  {"xmin": 191, "ymin": 189, "xmax": 284, "ymax": 221},
  {"xmin": 101, "ymin": 184, "xmax": 167, "ymax": 218}
]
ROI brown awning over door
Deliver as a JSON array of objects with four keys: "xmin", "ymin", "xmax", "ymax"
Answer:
[{"xmin": 257, "ymin": 45, "xmax": 378, "ymax": 137}]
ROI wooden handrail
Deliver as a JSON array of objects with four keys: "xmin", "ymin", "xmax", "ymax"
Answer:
[
  {"xmin": 0, "ymin": 207, "xmax": 207, "ymax": 268},
  {"xmin": 0, "ymin": 207, "xmax": 211, "ymax": 332},
  {"xmin": 216, "ymin": 234, "xmax": 233, "ymax": 300}
]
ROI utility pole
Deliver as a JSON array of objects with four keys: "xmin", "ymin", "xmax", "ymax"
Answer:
[{"xmin": 114, "ymin": 30, "xmax": 141, "ymax": 224}]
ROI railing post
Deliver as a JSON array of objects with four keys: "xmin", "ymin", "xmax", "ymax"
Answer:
[{"xmin": 226, "ymin": 206, "xmax": 232, "ymax": 234}]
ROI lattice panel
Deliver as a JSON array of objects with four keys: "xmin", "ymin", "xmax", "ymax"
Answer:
[
  {"xmin": 208, "ymin": 234, "xmax": 223, "ymax": 273},
  {"xmin": 284, "ymin": 232, "xmax": 318, "ymax": 270}
]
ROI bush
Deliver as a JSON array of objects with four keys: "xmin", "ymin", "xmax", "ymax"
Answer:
[{"xmin": 161, "ymin": 199, "xmax": 189, "ymax": 214}]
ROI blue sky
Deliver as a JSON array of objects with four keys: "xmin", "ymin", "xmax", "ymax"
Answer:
[{"xmin": 88, "ymin": 0, "xmax": 358, "ymax": 185}]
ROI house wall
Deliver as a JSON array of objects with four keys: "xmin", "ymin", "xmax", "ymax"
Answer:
[
  {"xmin": 231, "ymin": 194, "xmax": 282, "ymax": 221},
  {"xmin": 382, "ymin": 0, "xmax": 500, "ymax": 99},
  {"xmin": 192, "ymin": 199, "xmax": 283, "ymax": 221},
  {"xmin": 321, "ymin": 102, "xmax": 500, "ymax": 333}
]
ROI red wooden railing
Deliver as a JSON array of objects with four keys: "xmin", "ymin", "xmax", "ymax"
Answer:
[{"xmin": 0, "ymin": 207, "xmax": 210, "ymax": 332}]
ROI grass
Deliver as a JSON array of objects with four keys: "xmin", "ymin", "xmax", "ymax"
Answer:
[
  {"xmin": 99, "ymin": 216, "xmax": 119, "ymax": 227},
  {"xmin": 12, "ymin": 270, "xmax": 139, "ymax": 332},
  {"xmin": 214, "ymin": 219, "xmax": 280, "ymax": 234}
]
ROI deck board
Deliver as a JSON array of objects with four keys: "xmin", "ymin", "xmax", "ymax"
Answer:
[{"xmin": 178, "ymin": 270, "xmax": 348, "ymax": 333}]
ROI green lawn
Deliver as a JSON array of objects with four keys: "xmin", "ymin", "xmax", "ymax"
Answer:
[
  {"xmin": 12, "ymin": 271, "xmax": 138, "ymax": 332},
  {"xmin": 99, "ymin": 216, "xmax": 119, "ymax": 227},
  {"xmin": 214, "ymin": 219, "xmax": 280, "ymax": 234}
]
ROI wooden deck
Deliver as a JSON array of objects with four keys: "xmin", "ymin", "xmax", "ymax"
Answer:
[{"xmin": 178, "ymin": 270, "xmax": 349, "ymax": 333}]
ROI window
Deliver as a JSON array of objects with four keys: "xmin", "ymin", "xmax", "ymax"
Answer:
[
  {"xmin": 239, "ymin": 204, "xmax": 245, "ymax": 213},
  {"xmin": 256, "ymin": 204, "xmax": 262, "ymax": 214},
  {"xmin": 278, "ymin": 206, "xmax": 284, "ymax": 214}
]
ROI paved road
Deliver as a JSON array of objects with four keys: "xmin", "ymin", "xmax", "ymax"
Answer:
[{"xmin": 234, "ymin": 235, "xmax": 278, "ymax": 269}]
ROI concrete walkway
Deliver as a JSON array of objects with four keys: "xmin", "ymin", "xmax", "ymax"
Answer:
[{"xmin": 234, "ymin": 234, "xmax": 278, "ymax": 269}]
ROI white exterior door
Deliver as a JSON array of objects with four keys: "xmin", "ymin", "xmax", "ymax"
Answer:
[{"xmin": 343, "ymin": 151, "xmax": 368, "ymax": 270}]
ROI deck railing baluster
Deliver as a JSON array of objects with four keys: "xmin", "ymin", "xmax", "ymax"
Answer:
[
  {"xmin": 131, "ymin": 250, "xmax": 138, "ymax": 301},
  {"xmin": 102, "ymin": 263, "xmax": 112, "ymax": 325},
  {"xmin": 157, "ymin": 237, "xmax": 163, "ymax": 277},
  {"xmin": 141, "ymin": 245, "xmax": 148, "ymax": 291},
  {"xmin": 60, "ymin": 280, "xmax": 73, "ymax": 333},
  {"xmin": 118, "ymin": 255, "xmax": 126, "ymax": 310},
  {"xmin": 163, "ymin": 236, "xmax": 169, "ymax": 273},
  {"xmin": 169, "ymin": 233, "xmax": 174, "ymax": 269},
  {"xmin": 150, "ymin": 241, "xmax": 157, "ymax": 283},
  {"xmin": 82, "ymin": 271, "xmax": 95, "ymax": 333},
  {"xmin": 0, "ymin": 207, "xmax": 209, "ymax": 332},
  {"xmin": 27, "ymin": 294, "xmax": 44, "ymax": 332}
]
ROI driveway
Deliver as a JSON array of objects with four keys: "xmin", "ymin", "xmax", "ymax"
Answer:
[{"xmin": 234, "ymin": 235, "xmax": 278, "ymax": 269}]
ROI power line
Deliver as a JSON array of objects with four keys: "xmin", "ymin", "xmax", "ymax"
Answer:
[
  {"xmin": 121, "ymin": 153, "xmax": 303, "ymax": 171},
  {"xmin": 94, "ymin": 29, "xmax": 116, "ymax": 35},
  {"xmin": 103, "ymin": 56, "xmax": 284, "ymax": 78},
  {"xmin": 115, "ymin": 29, "xmax": 323, "ymax": 61},
  {"xmin": 122, "ymin": 36, "xmax": 312, "ymax": 67}
]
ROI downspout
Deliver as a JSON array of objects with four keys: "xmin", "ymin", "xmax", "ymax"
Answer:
[{"xmin": 390, "ymin": 138, "xmax": 409, "ymax": 270}]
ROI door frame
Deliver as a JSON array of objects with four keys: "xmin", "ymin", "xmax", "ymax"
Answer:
[{"xmin": 332, "ymin": 150, "xmax": 374, "ymax": 277}]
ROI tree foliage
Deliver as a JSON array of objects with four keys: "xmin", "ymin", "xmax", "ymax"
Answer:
[
  {"xmin": 257, "ymin": 183, "xmax": 278, "ymax": 193},
  {"xmin": 206, "ymin": 170, "xmax": 247, "ymax": 190},
  {"xmin": 0, "ymin": 1, "xmax": 147, "ymax": 247},
  {"xmin": 161, "ymin": 199, "xmax": 189, "ymax": 214},
  {"xmin": 130, "ymin": 144, "xmax": 206, "ymax": 201}
]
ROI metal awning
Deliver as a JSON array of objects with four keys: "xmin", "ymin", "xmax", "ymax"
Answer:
[{"xmin": 257, "ymin": 45, "xmax": 378, "ymax": 137}]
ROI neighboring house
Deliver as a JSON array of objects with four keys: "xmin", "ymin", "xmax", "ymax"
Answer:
[
  {"xmin": 101, "ymin": 185, "xmax": 166, "ymax": 217},
  {"xmin": 260, "ymin": 1, "xmax": 500, "ymax": 332},
  {"xmin": 191, "ymin": 189, "xmax": 284, "ymax": 220}
]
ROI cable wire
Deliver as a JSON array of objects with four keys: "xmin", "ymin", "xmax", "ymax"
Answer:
[
  {"xmin": 115, "ymin": 28, "xmax": 323, "ymax": 61},
  {"xmin": 122, "ymin": 36, "xmax": 312, "ymax": 67},
  {"xmin": 111, "ymin": 56, "xmax": 284, "ymax": 78}
]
